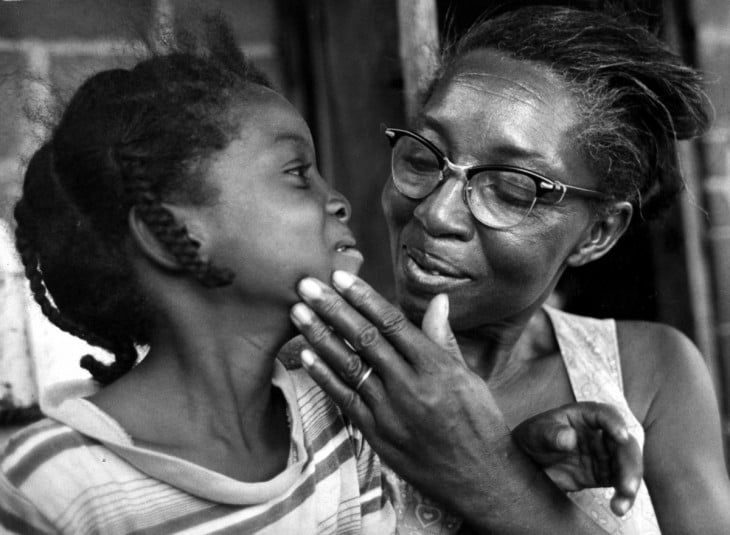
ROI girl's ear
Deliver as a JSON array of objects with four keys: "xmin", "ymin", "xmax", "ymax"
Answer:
[
  {"xmin": 127, "ymin": 204, "xmax": 209, "ymax": 271},
  {"xmin": 566, "ymin": 201, "xmax": 633, "ymax": 267}
]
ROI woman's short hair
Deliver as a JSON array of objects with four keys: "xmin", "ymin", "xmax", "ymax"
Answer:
[{"xmin": 424, "ymin": 6, "xmax": 710, "ymax": 218}]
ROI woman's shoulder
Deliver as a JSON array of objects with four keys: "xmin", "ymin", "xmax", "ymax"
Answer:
[
  {"xmin": 615, "ymin": 319, "xmax": 704, "ymax": 384},
  {"xmin": 615, "ymin": 319, "xmax": 709, "ymax": 425}
]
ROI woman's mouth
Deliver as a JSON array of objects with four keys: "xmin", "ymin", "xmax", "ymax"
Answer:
[{"xmin": 402, "ymin": 246, "xmax": 471, "ymax": 291}]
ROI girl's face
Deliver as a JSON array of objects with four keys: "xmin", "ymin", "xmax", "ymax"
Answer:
[
  {"xmin": 197, "ymin": 88, "xmax": 362, "ymax": 306},
  {"xmin": 382, "ymin": 49, "xmax": 599, "ymax": 330}
]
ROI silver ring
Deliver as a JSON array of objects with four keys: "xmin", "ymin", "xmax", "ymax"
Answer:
[{"xmin": 354, "ymin": 366, "xmax": 373, "ymax": 392}]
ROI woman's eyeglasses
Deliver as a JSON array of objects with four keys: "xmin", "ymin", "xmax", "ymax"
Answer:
[{"xmin": 384, "ymin": 127, "xmax": 608, "ymax": 229}]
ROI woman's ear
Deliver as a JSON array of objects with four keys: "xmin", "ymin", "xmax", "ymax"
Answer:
[
  {"xmin": 127, "ymin": 204, "xmax": 209, "ymax": 271},
  {"xmin": 566, "ymin": 201, "xmax": 633, "ymax": 267}
]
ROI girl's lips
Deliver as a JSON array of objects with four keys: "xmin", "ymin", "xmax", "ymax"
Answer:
[{"xmin": 334, "ymin": 245, "xmax": 364, "ymax": 273}]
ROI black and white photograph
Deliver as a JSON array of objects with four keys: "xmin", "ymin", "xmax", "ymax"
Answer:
[{"xmin": 0, "ymin": 1, "xmax": 729, "ymax": 533}]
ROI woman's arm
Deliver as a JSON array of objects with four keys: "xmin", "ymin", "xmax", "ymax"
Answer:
[
  {"xmin": 619, "ymin": 322, "xmax": 730, "ymax": 534},
  {"xmin": 292, "ymin": 272, "xmax": 636, "ymax": 534}
]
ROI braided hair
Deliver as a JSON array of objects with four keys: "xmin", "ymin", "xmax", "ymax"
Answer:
[
  {"xmin": 14, "ymin": 19, "xmax": 273, "ymax": 384},
  {"xmin": 424, "ymin": 6, "xmax": 710, "ymax": 219}
]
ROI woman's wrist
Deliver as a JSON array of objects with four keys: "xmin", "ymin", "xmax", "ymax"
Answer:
[{"xmin": 453, "ymin": 433, "xmax": 606, "ymax": 534}]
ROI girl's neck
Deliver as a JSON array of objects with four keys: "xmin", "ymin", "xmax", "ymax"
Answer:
[{"xmin": 88, "ymin": 298, "xmax": 296, "ymax": 481}]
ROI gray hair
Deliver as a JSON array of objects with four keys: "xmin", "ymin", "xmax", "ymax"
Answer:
[{"xmin": 423, "ymin": 6, "xmax": 710, "ymax": 219}]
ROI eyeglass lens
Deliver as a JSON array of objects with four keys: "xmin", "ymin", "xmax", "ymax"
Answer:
[{"xmin": 391, "ymin": 134, "xmax": 539, "ymax": 228}]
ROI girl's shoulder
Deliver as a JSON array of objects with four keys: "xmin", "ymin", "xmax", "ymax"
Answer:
[
  {"xmin": 1, "ymin": 417, "xmax": 93, "ymax": 473},
  {"xmin": 1, "ymin": 416, "xmax": 121, "ymax": 491},
  {"xmin": 1, "ymin": 418, "xmax": 101, "ymax": 531}
]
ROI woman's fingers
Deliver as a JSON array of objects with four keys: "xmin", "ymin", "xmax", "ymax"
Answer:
[
  {"xmin": 290, "ymin": 301, "xmax": 408, "ymax": 389},
  {"xmin": 296, "ymin": 276, "xmax": 421, "ymax": 370},
  {"xmin": 609, "ymin": 434, "xmax": 642, "ymax": 516},
  {"xmin": 299, "ymin": 348, "xmax": 376, "ymax": 429},
  {"xmin": 330, "ymin": 271, "xmax": 437, "ymax": 360},
  {"xmin": 420, "ymin": 294, "xmax": 464, "ymax": 361},
  {"xmin": 582, "ymin": 402, "xmax": 631, "ymax": 444}
]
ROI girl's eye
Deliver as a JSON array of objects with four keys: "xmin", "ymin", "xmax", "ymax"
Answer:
[{"xmin": 286, "ymin": 164, "xmax": 312, "ymax": 187}]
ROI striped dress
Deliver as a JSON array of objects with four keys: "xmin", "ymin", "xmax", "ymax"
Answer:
[{"xmin": 0, "ymin": 362, "xmax": 396, "ymax": 534}]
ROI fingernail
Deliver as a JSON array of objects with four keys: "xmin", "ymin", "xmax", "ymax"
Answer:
[
  {"xmin": 556, "ymin": 429, "xmax": 576, "ymax": 450},
  {"xmin": 332, "ymin": 270, "xmax": 355, "ymax": 290},
  {"xmin": 627, "ymin": 477, "xmax": 640, "ymax": 494},
  {"xmin": 614, "ymin": 497, "xmax": 629, "ymax": 516},
  {"xmin": 298, "ymin": 278, "xmax": 323, "ymax": 299},
  {"xmin": 618, "ymin": 427, "xmax": 630, "ymax": 442},
  {"xmin": 438, "ymin": 294, "xmax": 449, "ymax": 317},
  {"xmin": 300, "ymin": 348, "xmax": 316, "ymax": 367},
  {"xmin": 291, "ymin": 303, "xmax": 314, "ymax": 325}
]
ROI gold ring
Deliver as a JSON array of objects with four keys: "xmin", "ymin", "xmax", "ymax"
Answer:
[{"xmin": 355, "ymin": 366, "xmax": 373, "ymax": 392}]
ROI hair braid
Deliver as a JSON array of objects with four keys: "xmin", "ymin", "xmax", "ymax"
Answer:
[
  {"xmin": 120, "ymin": 152, "xmax": 235, "ymax": 287},
  {"xmin": 14, "ymin": 17, "xmax": 272, "ymax": 385},
  {"xmin": 14, "ymin": 150, "xmax": 139, "ymax": 385}
]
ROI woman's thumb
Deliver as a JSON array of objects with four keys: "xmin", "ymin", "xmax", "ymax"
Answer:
[{"xmin": 421, "ymin": 294, "xmax": 463, "ymax": 361}]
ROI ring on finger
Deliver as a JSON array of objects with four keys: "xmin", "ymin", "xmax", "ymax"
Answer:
[{"xmin": 354, "ymin": 366, "xmax": 374, "ymax": 392}]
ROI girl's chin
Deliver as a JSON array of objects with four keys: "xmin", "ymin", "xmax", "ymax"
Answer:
[{"xmin": 332, "ymin": 253, "xmax": 364, "ymax": 276}]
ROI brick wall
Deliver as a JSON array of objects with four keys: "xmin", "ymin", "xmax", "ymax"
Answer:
[{"xmin": 0, "ymin": 0, "xmax": 282, "ymax": 442}]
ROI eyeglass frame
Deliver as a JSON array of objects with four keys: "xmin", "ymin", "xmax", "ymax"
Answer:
[{"xmin": 384, "ymin": 127, "xmax": 609, "ymax": 229}]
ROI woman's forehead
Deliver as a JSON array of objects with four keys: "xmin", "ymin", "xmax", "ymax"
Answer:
[
  {"xmin": 427, "ymin": 49, "xmax": 576, "ymax": 124},
  {"xmin": 417, "ymin": 49, "xmax": 592, "ymax": 184}
]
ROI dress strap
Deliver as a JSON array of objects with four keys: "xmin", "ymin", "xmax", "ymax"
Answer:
[
  {"xmin": 544, "ymin": 305, "xmax": 623, "ymax": 400},
  {"xmin": 542, "ymin": 306, "xmax": 661, "ymax": 534}
]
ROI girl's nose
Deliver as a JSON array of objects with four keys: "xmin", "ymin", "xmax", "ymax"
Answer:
[
  {"xmin": 326, "ymin": 186, "xmax": 351, "ymax": 223},
  {"xmin": 413, "ymin": 176, "xmax": 474, "ymax": 240}
]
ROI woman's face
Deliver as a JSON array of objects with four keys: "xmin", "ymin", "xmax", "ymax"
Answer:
[
  {"xmin": 198, "ymin": 88, "xmax": 362, "ymax": 306},
  {"xmin": 382, "ymin": 49, "xmax": 599, "ymax": 330}
]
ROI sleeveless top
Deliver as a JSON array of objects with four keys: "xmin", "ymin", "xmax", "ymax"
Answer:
[{"xmin": 545, "ymin": 306, "xmax": 662, "ymax": 534}]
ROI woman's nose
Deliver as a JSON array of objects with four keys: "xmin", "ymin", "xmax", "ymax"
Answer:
[
  {"xmin": 326, "ymin": 186, "xmax": 351, "ymax": 223},
  {"xmin": 413, "ymin": 176, "xmax": 474, "ymax": 240}
]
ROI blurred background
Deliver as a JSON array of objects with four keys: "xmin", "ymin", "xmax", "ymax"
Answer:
[{"xmin": 0, "ymin": 0, "xmax": 728, "ymax": 465}]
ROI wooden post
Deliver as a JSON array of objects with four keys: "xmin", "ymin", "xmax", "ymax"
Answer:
[
  {"xmin": 679, "ymin": 142, "xmax": 721, "ymax": 396},
  {"xmin": 395, "ymin": 0, "xmax": 439, "ymax": 120},
  {"xmin": 705, "ymin": 175, "xmax": 730, "ymax": 417}
]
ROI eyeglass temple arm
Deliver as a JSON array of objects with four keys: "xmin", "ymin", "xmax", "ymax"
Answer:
[{"xmin": 545, "ymin": 181, "xmax": 607, "ymax": 201}]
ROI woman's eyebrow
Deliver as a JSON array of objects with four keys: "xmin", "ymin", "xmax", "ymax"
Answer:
[
  {"xmin": 417, "ymin": 116, "xmax": 548, "ymax": 162},
  {"xmin": 487, "ymin": 144, "xmax": 546, "ymax": 162}
]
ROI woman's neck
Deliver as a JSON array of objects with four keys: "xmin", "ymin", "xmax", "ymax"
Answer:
[{"xmin": 456, "ymin": 306, "xmax": 557, "ymax": 383}]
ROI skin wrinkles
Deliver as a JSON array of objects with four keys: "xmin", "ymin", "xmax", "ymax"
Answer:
[
  {"xmin": 384, "ymin": 50, "xmax": 597, "ymax": 355},
  {"xmin": 449, "ymin": 71, "xmax": 550, "ymax": 108},
  {"xmin": 419, "ymin": 89, "xmax": 580, "ymax": 184}
]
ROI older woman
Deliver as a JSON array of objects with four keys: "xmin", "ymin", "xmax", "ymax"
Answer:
[{"xmin": 291, "ymin": 6, "xmax": 730, "ymax": 534}]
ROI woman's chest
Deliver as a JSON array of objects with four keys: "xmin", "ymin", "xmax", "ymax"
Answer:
[{"xmin": 488, "ymin": 352, "xmax": 576, "ymax": 429}]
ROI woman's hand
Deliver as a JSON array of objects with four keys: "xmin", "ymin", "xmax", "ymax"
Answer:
[
  {"xmin": 289, "ymin": 270, "xmax": 643, "ymax": 533},
  {"xmin": 290, "ymin": 270, "xmax": 515, "ymax": 517},
  {"xmin": 513, "ymin": 402, "xmax": 642, "ymax": 516}
]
